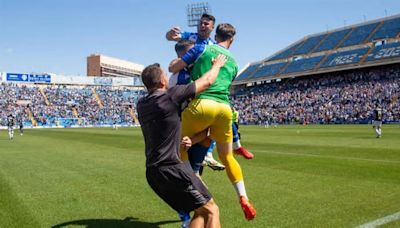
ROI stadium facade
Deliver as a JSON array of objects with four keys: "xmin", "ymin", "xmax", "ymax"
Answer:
[{"xmin": 87, "ymin": 54, "xmax": 144, "ymax": 78}]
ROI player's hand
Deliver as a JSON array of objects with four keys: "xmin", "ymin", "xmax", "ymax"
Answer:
[
  {"xmin": 171, "ymin": 26, "xmax": 181, "ymax": 34},
  {"xmin": 181, "ymin": 136, "xmax": 192, "ymax": 151},
  {"xmin": 167, "ymin": 27, "xmax": 182, "ymax": 40},
  {"xmin": 212, "ymin": 54, "xmax": 227, "ymax": 68}
]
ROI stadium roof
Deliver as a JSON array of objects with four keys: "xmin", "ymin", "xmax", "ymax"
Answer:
[{"xmin": 233, "ymin": 14, "xmax": 400, "ymax": 86}]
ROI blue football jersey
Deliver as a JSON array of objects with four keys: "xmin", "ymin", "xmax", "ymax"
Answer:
[
  {"xmin": 181, "ymin": 31, "xmax": 216, "ymax": 45},
  {"xmin": 169, "ymin": 69, "xmax": 191, "ymax": 87}
]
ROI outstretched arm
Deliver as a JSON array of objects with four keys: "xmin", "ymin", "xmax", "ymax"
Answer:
[
  {"xmin": 169, "ymin": 44, "xmax": 206, "ymax": 73},
  {"xmin": 169, "ymin": 58, "xmax": 187, "ymax": 74}
]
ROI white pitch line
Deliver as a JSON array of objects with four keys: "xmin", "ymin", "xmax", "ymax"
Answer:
[
  {"xmin": 356, "ymin": 211, "xmax": 400, "ymax": 228},
  {"xmin": 255, "ymin": 150, "xmax": 400, "ymax": 164}
]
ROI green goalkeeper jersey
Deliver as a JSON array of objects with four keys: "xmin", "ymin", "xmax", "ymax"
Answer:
[{"xmin": 182, "ymin": 44, "xmax": 238, "ymax": 105}]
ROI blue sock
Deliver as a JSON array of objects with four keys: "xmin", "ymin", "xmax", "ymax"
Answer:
[
  {"xmin": 206, "ymin": 141, "xmax": 216, "ymax": 157},
  {"xmin": 178, "ymin": 211, "xmax": 191, "ymax": 222},
  {"xmin": 187, "ymin": 143, "xmax": 208, "ymax": 172},
  {"xmin": 232, "ymin": 123, "xmax": 239, "ymax": 143}
]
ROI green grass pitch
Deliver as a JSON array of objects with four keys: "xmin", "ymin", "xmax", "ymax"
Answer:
[{"xmin": 1, "ymin": 125, "xmax": 400, "ymax": 227}]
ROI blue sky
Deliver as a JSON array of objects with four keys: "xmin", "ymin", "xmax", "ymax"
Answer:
[{"xmin": 0, "ymin": 0, "xmax": 399, "ymax": 76}]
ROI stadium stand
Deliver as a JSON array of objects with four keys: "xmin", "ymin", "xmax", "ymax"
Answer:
[
  {"xmin": 232, "ymin": 65, "xmax": 400, "ymax": 125},
  {"xmin": 252, "ymin": 62, "xmax": 287, "ymax": 79},
  {"xmin": 235, "ymin": 14, "xmax": 400, "ymax": 83},
  {"xmin": 0, "ymin": 84, "xmax": 39, "ymax": 127},
  {"xmin": 339, "ymin": 23, "xmax": 380, "ymax": 47},
  {"xmin": 370, "ymin": 17, "xmax": 400, "ymax": 41},
  {"xmin": 283, "ymin": 55, "xmax": 324, "ymax": 74},
  {"xmin": 234, "ymin": 63, "xmax": 261, "ymax": 81},
  {"xmin": 0, "ymin": 73, "xmax": 144, "ymax": 128},
  {"xmin": 291, "ymin": 34, "xmax": 327, "ymax": 56},
  {"xmin": 313, "ymin": 29, "xmax": 351, "ymax": 52},
  {"xmin": 232, "ymin": 14, "xmax": 400, "ymax": 125},
  {"xmin": 268, "ymin": 41, "xmax": 304, "ymax": 61}
]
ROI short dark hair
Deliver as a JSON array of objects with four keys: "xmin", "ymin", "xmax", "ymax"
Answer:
[
  {"xmin": 175, "ymin": 40, "xmax": 195, "ymax": 54},
  {"xmin": 141, "ymin": 63, "xmax": 163, "ymax": 92},
  {"xmin": 216, "ymin": 23, "xmax": 236, "ymax": 41},
  {"xmin": 201, "ymin": 13, "xmax": 216, "ymax": 23}
]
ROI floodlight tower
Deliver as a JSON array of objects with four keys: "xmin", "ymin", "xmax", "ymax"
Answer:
[{"xmin": 187, "ymin": 2, "xmax": 211, "ymax": 27}]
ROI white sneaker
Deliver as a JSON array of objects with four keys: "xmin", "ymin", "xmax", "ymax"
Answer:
[{"xmin": 203, "ymin": 156, "xmax": 225, "ymax": 171}]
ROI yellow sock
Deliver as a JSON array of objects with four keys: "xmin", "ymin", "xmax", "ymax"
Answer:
[{"xmin": 218, "ymin": 152, "xmax": 243, "ymax": 183}]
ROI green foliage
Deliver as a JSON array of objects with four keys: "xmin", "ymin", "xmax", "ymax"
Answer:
[{"xmin": 0, "ymin": 125, "xmax": 399, "ymax": 227}]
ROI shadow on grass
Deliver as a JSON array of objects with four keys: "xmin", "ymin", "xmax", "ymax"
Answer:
[{"xmin": 51, "ymin": 216, "xmax": 180, "ymax": 228}]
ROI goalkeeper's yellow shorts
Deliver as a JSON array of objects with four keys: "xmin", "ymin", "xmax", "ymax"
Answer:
[{"xmin": 181, "ymin": 98, "xmax": 233, "ymax": 143}]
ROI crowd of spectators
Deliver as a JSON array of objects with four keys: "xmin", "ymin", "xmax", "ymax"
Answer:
[
  {"xmin": 0, "ymin": 84, "xmax": 41, "ymax": 126},
  {"xmin": 0, "ymin": 83, "xmax": 143, "ymax": 127},
  {"xmin": 232, "ymin": 65, "xmax": 400, "ymax": 125},
  {"xmin": 2, "ymin": 65, "xmax": 399, "ymax": 127}
]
